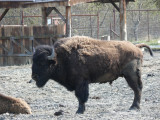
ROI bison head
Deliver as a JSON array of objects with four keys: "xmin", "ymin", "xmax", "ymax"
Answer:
[{"xmin": 32, "ymin": 45, "xmax": 55, "ymax": 88}]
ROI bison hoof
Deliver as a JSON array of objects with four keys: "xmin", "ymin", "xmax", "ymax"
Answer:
[
  {"xmin": 129, "ymin": 106, "xmax": 140, "ymax": 111},
  {"xmin": 76, "ymin": 106, "xmax": 85, "ymax": 114},
  {"xmin": 76, "ymin": 109, "xmax": 84, "ymax": 114}
]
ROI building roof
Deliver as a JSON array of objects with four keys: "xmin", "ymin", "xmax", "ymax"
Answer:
[
  {"xmin": 0, "ymin": 0, "xmax": 135, "ymax": 8},
  {"xmin": 0, "ymin": 0, "xmax": 34, "ymax": 1}
]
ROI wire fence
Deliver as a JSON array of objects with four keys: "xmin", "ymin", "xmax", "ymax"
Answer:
[
  {"xmin": 0, "ymin": 9, "xmax": 160, "ymax": 42},
  {"xmin": 126, "ymin": 10, "xmax": 160, "ymax": 41}
]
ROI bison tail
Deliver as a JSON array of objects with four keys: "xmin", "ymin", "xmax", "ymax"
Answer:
[{"xmin": 136, "ymin": 44, "xmax": 153, "ymax": 56}]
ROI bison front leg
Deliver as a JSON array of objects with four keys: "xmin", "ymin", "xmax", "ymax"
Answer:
[{"xmin": 75, "ymin": 80, "xmax": 89, "ymax": 114}]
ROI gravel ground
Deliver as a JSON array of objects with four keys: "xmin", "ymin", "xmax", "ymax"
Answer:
[{"xmin": 0, "ymin": 51, "xmax": 160, "ymax": 120}]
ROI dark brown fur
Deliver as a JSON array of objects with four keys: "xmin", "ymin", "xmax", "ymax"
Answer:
[
  {"xmin": 54, "ymin": 36, "xmax": 144, "ymax": 84},
  {"xmin": 135, "ymin": 44, "xmax": 153, "ymax": 56},
  {"xmin": 32, "ymin": 36, "xmax": 153, "ymax": 114}
]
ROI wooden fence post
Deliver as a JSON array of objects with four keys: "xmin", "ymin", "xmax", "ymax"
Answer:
[
  {"xmin": 41, "ymin": 7, "xmax": 47, "ymax": 25},
  {"xmin": 0, "ymin": 9, "xmax": 9, "ymax": 22},
  {"xmin": 66, "ymin": 6, "xmax": 71, "ymax": 37},
  {"xmin": 119, "ymin": 0, "xmax": 127, "ymax": 41}
]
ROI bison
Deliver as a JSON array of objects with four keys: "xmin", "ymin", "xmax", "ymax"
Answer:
[
  {"xmin": 0, "ymin": 93, "xmax": 32, "ymax": 114},
  {"xmin": 31, "ymin": 36, "xmax": 153, "ymax": 114}
]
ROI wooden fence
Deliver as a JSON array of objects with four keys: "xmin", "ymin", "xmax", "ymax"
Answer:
[{"xmin": 0, "ymin": 25, "xmax": 65, "ymax": 66}]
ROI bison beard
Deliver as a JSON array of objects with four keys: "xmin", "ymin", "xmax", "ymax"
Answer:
[{"xmin": 31, "ymin": 36, "xmax": 153, "ymax": 114}]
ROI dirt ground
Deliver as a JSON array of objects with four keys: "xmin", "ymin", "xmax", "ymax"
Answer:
[{"xmin": 0, "ymin": 51, "xmax": 160, "ymax": 120}]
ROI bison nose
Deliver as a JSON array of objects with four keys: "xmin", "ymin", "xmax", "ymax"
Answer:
[{"xmin": 32, "ymin": 74, "xmax": 38, "ymax": 81}]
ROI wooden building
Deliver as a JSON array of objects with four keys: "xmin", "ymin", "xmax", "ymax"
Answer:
[
  {"xmin": 0, "ymin": 0, "xmax": 135, "ymax": 65},
  {"xmin": 0, "ymin": 0, "xmax": 135, "ymax": 37}
]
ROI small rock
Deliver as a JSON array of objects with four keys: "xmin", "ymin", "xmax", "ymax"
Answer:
[
  {"xmin": 54, "ymin": 110, "xmax": 63, "ymax": 116},
  {"xmin": 147, "ymin": 73, "xmax": 155, "ymax": 77},
  {"xmin": 153, "ymin": 100, "xmax": 158, "ymax": 103},
  {"xmin": 59, "ymin": 104, "xmax": 65, "ymax": 107},
  {"xmin": 145, "ymin": 98, "xmax": 149, "ymax": 102},
  {"xmin": 90, "ymin": 96, "xmax": 101, "ymax": 100}
]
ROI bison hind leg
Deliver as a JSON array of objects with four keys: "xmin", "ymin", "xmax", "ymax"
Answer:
[{"xmin": 123, "ymin": 60, "xmax": 142, "ymax": 110}]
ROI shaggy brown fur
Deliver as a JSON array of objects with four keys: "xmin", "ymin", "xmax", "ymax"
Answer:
[
  {"xmin": 54, "ymin": 36, "xmax": 145, "ymax": 83},
  {"xmin": 0, "ymin": 93, "xmax": 31, "ymax": 114},
  {"xmin": 32, "ymin": 36, "xmax": 153, "ymax": 114}
]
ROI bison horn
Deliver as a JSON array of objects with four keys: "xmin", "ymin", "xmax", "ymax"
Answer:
[{"xmin": 47, "ymin": 49, "xmax": 55, "ymax": 60}]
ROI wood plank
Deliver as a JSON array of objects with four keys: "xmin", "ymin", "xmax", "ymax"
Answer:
[
  {"xmin": 11, "ymin": 38, "xmax": 31, "ymax": 54},
  {"xmin": 42, "ymin": 7, "xmax": 47, "ymax": 25},
  {"xmin": 0, "ymin": 0, "xmax": 135, "ymax": 8},
  {"xmin": 2, "ymin": 38, "xmax": 9, "ymax": 65},
  {"xmin": 46, "ymin": 7, "xmax": 54, "ymax": 17},
  {"xmin": 0, "ymin": 39, "xmax": 2, "ymax": 66},
  {"xmin": 119, "ymin": 0, "xmax": 127, "ymax": 40},
  {"xmin": 0, "ymin": 9, "xmax": 9, "ymax": 21},
  {"xmin": 68, "ymin": 0, "xmax": 97, "ymax": 6},
  {"xmin": 66, "ymin": 6, "xmax": 71, "ymax": 37},
  {"xmin": 0, "ymin": 45, "xmax": 9, "ymax": 53},
  {"xmin": 52, "ymin": 7, "xmax": 66, "ymax": 22},
  {"xmin": 0, "ymin": 1, "xmax": 68, "ymax": 8},
  {"xmin": 0, "ymin": 34, "xmax": 65, "ymax": 39},
  {"xmin": 57, "ymin": 24, "xmax": 66, "ymax": 35},
  {"xmin": 0, "ymin": 54, "xmax": 32, "ymax": 57},
  {"xmin": 108, "ymin": 0, "xmax": 120, "ymax": 12}
]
